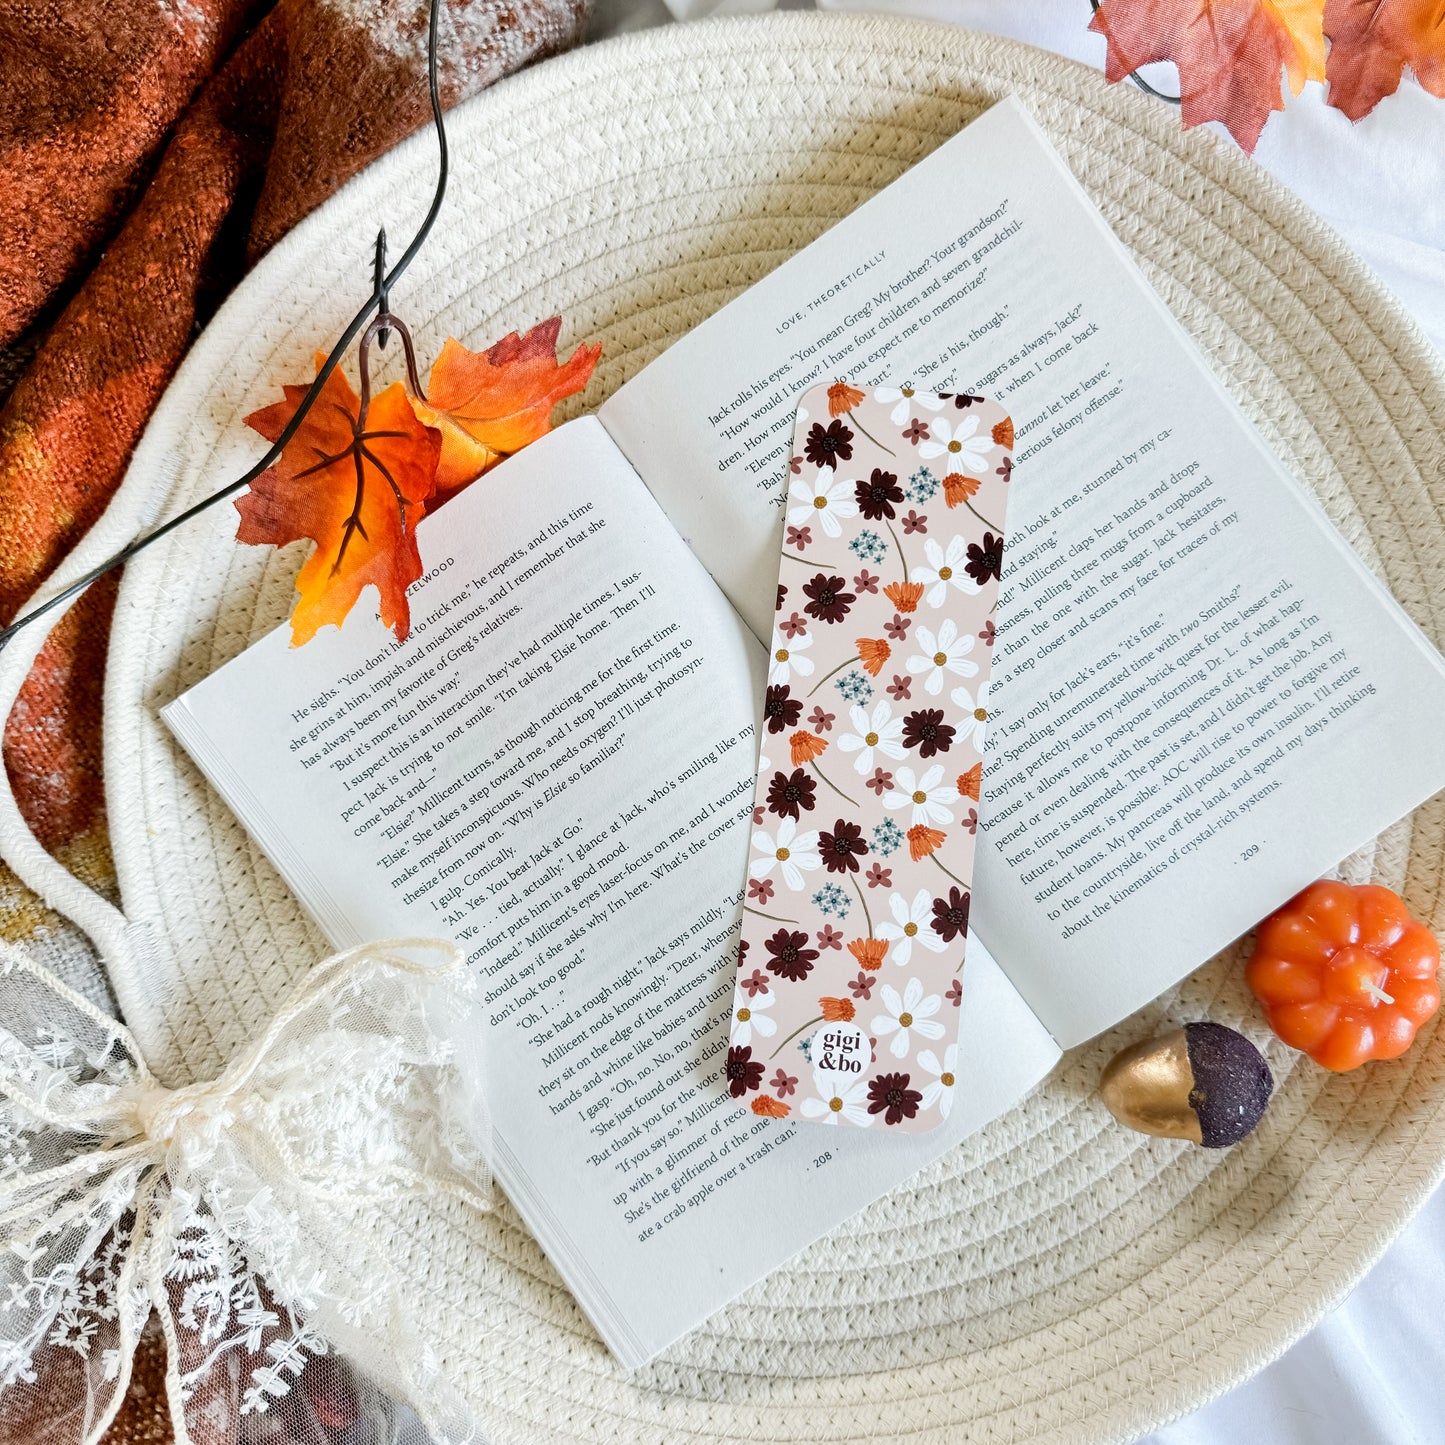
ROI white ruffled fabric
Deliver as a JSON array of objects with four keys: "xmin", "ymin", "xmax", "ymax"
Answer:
[{"xmin": 0, "ymin": 937, "xmax": 491, "ymax": 1445}]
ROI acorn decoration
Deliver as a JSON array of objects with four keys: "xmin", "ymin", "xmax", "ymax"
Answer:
[{"xmin": 1099, "ymin": 1022, "xmax": 1273, "ymax": 1148}]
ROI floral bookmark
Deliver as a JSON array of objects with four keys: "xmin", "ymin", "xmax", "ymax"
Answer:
[{"xmin": 726, "ymin": 382, "xmax": 1013, "ymax": 1133}]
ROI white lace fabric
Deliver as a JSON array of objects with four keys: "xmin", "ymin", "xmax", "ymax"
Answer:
[{"xmin": 0, "ymin": 937, "xmax": 492, "ymax": 1445}]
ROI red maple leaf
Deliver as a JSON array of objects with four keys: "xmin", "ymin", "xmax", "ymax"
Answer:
[
  {"xmin": 1089, "ymin": 0, "xmax": 1326, "ymax": 152},
  {"xmin": 1325, "ymin": 0, "xmax": 1445, "ymax": 119}
]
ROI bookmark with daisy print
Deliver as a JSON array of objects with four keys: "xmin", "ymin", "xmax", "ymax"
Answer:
[{"xmin": 726, "ymin": 381, "xmax": 1013, "ymax": 1133}]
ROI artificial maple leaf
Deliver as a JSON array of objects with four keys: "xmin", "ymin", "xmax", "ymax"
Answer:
[
  {"xmin": 412, "ymin": 316, "xmax": 600, "ymax": 497},
  {"xmin": 237, "ymin": 355, "xmax": 441, "ymax": 645},
  {"xmin": 1089, "ymin": 0, "xmax": 1326, "ymax": 152},
  {"xmin": 1325, "ymin": 0, "xmax": 1445, "ymax": 119}
]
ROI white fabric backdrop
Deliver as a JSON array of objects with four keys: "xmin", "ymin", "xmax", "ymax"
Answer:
[{"xmin": 584, "ymin": 2, "xmax": 1445, "ymax": 1440}]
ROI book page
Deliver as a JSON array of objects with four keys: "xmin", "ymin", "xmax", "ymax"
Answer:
[
  {"xmin": 600, "ymin": 97, "xmax": 1445, "ymax": 1045},
  {"xmin": 164, "ymin": 417, "xmax": 1060, "ymax": 1366}
]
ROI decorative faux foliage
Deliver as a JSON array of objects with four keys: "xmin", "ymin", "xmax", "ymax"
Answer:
[
  {"xmin": 238, "ymin": 318, "xmax": 598, "ymax": 644},
  {"xmin": 238, "ymin": 359, "xmax": 442, "ymax": 645},
  {"xmin": 1088, "ymin": 0, "xmax": 1444, "ymax": 150},
  {"xmin": 414, "ymin": 318, "xmax": 602, "ymax": 498},
  {"xmin": 1324, "ymin": 0, "xmax": 1445, "ymax": 119}
]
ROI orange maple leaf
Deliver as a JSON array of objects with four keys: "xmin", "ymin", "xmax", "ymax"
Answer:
[
  {"xmin": 1325, "ymin": 0, "xmax": 1445, "ymax": 119},
  {"xmin": 237, "ymin": 357, "xmax": 442, "ymax": 646},
  {"xmin": 412, "ymin": 317, "xmax": 601, "ymax": 497},
  {"xmin": 1088, "ymin": 0, "xmax": 1326, "ymax": 152}
]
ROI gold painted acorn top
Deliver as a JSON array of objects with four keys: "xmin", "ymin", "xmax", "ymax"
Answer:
[{"xmin": 1099, "ymin": 1023, "xmax": 1272, "ymax": 1148}]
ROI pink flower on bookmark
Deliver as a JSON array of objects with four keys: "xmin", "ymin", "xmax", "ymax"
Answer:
[
  {"xmin": 740, "ymin": 969, "xmax": 772, "ymax": 999},
  {"xmin": 865, "ymin": 767, "xmax": 893, "ymax": 797}
]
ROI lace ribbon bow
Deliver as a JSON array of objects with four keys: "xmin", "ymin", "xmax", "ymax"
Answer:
[{"xmin": 0, "ymin": 936, "xmax": 491, "ymax": 1445}]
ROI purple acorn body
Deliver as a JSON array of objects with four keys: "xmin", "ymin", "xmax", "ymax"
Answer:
[{"xmin": 1100, "ymin": 1022, "xmax": 1273, "ymax": 1148}]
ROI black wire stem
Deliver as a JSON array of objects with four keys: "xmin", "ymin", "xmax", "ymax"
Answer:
[{"xmin": 0, "ymin": 0, "xmax": 451, "ymax": 655}]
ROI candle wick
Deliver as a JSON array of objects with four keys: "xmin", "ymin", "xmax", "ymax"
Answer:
[{"xmin": 1365, "ymin": 980, "xmax": 1396, "ymax": 1006}]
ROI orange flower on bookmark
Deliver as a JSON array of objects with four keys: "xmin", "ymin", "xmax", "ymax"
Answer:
[
  {"xmin": 790, "ymin": 730, "xmax": 829, "ymax": 766},
  {"xmin": 857, "ymin": 637, "xmax": 891, "ymax": 677},
  {"xmin": 848, "ymin": 938, "xmax": 887, "ymax": 971},
  {"xmin": 827, "ymin": 382, "xmax": 867, "ymax": 417},
  {"xmin": 942, "ymin": 472, "xmax": 981, "ymax": 508},
  {"xmin": 820, "ymin": 996, "xmax": 855, "ymax": 1022},
  {"xmin": 907, "ymin": 824, "xmax": 947, "ymax": 861},
  {"xmin": 883, "ymin": 581, "xmax": 924, "ymax": 613},
  {"xmin": 992, "ymin": 416, "xmax": 1014, "ymax": 448},
  {"xmin": 752, "ymin": 1095, "xmax": 791, "ymax": 1118},
  {"xmin": 958, "ymin": 762, "xmax": 982, "ymax": 801}
]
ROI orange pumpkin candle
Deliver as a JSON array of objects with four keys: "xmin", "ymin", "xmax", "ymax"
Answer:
[{"xmin": 1247, "ymin": 881, "xmax": 1440, "ymax": 1071}]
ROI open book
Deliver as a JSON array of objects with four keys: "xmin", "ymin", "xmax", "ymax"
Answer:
[{"xmin": 164, "ymin": 98, "xmax": 1445, "ymax": 1366}]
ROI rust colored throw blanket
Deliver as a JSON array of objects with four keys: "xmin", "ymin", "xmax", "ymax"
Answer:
[{"xmin": 0, "ymin": 1, "xmax": 586, "ymax": 1438}]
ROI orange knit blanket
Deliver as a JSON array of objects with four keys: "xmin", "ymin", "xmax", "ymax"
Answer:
[{"xmin": 0, "ymin": 3, "xmax": 586, "ymax": 1437}]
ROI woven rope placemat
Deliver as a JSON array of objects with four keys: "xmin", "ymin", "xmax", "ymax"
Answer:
[{"xmin": 94, "ymin": 14, "xmax": 1445, "ymax": 1442}]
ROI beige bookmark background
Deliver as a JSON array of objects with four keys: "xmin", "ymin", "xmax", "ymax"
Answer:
[{"xmin": 726, "ymin": 381, "xmax": 1015, "ymax": 1132}]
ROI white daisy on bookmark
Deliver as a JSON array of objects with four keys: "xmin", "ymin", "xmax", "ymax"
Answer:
[
  {"xmin": 731, "ymin": 989, "xmax": 777, "ymax": 1048},
  {"xmin": 875, "ymin": 889, "xmax": 950, "ymax": 967},
  {"xmin": 835, "ymin": 700, "xmax": 906, "ymax": 775},
  {"xmin": 908, "ymin": 618, "xmax": 979, "ymax": 694},
  {"xmin": 788, "ymin": 471, "xmax": 859, "ymax": 538},
  {"xmin": 749, "ymin": 818, "xmax": 821, "ymax": 892},
  {"xmin": 911, "ymin": 535, "xmax": 982, "ymax": 608},
  {"xmin": 871, "ymin": 977, "xmax": 946, "ymax": 1059},
  {"xmin": 918, "ymin": 414, "xmax": 991, "ymax": 471},
  {"xmin": 916, "ymin": 1045, "xmax": 960, "ymax": 1117},
  {"xmin": 800, "ymin": 1070, "xmax": 873, "ymax": 1126},
  {"xmin": 874, "ymin": 384, "xmax": 945, "ymax": 427},
  {"xmin": 768, "ymin": 626, "xmax": 814, "ymax": 685}
]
